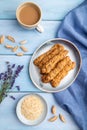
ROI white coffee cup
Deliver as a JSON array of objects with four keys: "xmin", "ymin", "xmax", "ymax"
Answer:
[{"xmin": 16, "ymin": 2, "xmax": 44, "ymax": 33}]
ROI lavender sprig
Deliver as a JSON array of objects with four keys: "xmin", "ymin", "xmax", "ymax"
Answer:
[
  {"xmin": 10, "ymin": 65, "xmax": 24, "ymax": 89},
  {"xmin": 0, "ymin": 81, "xmax": 9, "ymax": 103},
  {"xmin": 0, "ymin": 62, "xmax": 24, "ymax": 103}
]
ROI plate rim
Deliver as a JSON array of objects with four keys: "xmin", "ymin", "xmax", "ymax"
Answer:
[
  {"xmin": 29, "ymin": 38, "xmax": 82, "ymax": 93},
  {"xmin": 16, "ymin": 93, "xmax": 48, "ymax": 126}
]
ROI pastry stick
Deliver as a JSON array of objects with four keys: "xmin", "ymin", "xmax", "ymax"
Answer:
[
  {"xmin": 41, "ymin": 50, "xmax": 68, "ymax": 74},
  {"xmin": 33, "ymin": 44, "xmax": 63, "ymax": 66},
  {"xmin": 51, "ymin": 61, "xmax": 75, "ymax": 87},
  {"xmin": 38, "ymin": 45, "xmax": 64, "ymax": 68},
  {"xmin": 42, "ymin": 56, "xmax": 70, "ymax": 83}
]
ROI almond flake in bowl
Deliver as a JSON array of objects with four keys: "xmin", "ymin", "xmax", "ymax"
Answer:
[{"xmin": 21, "ymin": 95, "xmax": 44, "ymax": 120}]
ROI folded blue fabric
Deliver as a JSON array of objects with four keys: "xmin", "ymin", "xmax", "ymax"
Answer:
[{"xmin": 54, "ymin": 1, "xmax": 87, "ymax": 130}]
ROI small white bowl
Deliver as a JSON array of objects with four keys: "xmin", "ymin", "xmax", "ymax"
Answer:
[{"xmin": 16, "ymin": 94, "xmax": 48, "ymax": 126}]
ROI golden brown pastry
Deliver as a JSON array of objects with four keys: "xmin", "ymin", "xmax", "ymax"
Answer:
[
  {"xmin": 41, "ymin": 50, "xmax": 68, "ymax": 74},
  {"xmin": 38, "ymin": 44, "xmax": 64, "ymax": 68},
  {"xmin": 41, "ymin": 56, "xmax": 70, "ymax": 83},
  {"xmin": 33, "ymin": 44, "xmax": 63, "ymax": 66},
  {"xmin": 51, "ymin": 61, "xmax": 75, "ymax": 87}
]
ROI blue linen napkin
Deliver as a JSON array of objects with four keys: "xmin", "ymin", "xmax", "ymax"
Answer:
[{"xmin": 54, "ymin": 1, "xmax": 87, "ymax": 130}]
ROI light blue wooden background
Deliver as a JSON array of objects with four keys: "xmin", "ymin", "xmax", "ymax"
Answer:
[{"xmin": 0, "ymin": 0, "xmax": 84, "ymax": 130}]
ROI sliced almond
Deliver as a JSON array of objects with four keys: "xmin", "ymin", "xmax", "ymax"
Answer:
[
  {"xmin": 7, "ymin": 35, "xmax": 15, "ymax": 42},
  {"xmin": 12, "ymin": 46, "xmax": 18, "ymax": 52},
  {"xmin": 0, "ymin": 35, "xmax": 5, "ymax": 44},
  {"xmin": 59, "ymin": 114, "xmax": 66, "ymax": 123},
  {"xmin": 5, "ymin": 44, "xmax": 13, "ymax": 49},
  {"xmin": 16, "ymin": 52, "xmax": 24, "ymax": 56},
  {"xmin": 20, "ymin": 45, "xmax": 28, "ymax": 52},
  {"xmin": 51, "ymin": 106, "xmax": 56, "ymax": 114},
  {"xmin": 48, "ymin": 116, "xmax": 58, "ymax": 122},
  {"xmin": 20, "ymin": 40, "xmax": 27, "ymax": 44}
]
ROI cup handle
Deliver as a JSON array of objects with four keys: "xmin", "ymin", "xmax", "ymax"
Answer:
[{"xmin": 36, "ymin": 24, "xmax": 44, "ymax": 33}]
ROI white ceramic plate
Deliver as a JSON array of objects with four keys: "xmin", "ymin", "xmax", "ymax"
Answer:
[
  {"xmin": 29, "ymin": 38, "xmax": 82, "ymax": 93},
  {"xmin": 16, "ymin": 94, "xmax": 48, "ymax": 125}
]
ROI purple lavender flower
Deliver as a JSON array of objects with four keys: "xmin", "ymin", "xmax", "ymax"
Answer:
[
  {"xmin": 12, "ymin": 64, "xmax": 15, "ymax": 68},
  {"xmin": 6, "ymin": 61, "xmax": 10, "ymax": 64},
  {"xmin": 0, "ymin": 73, "xmax": 4, "ymax": 77},
  {"xmin": 10, "ymin": 79, "xmax": 15, "ymax": 88},
  {"xmin": 0, "ymin": 73, "xmax": 5, "ymax": 80},
  {"xmin": 7, "ymin": 64, "xmax": 11, "ymax": 69},
  {"xmin": 4, "ymin": 74, "xmax": 7, "ymax": 78},
  {"xmin": 20, "ymin": 65, "xmax": 24, "ymax": 70},
  {"xmin": 0, "ymin": 62, "xmax": 24, "ymax": 103},
  {"xmin": 9, "ymin": 95, "xmax": 16, "ymax": 100},
  {"xmin": 6, "ymin": 64, "xmax": 13, "ymax": 78},
  {"xmin": 10, "ymin": 65, "xmax": 24, "ymax": 89},
  {"xmin": 16, "ymin": 86, "xmax": 20, "ymax": 91}
]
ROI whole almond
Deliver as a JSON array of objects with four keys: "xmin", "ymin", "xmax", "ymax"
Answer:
[
  {"xmin": 20, "ymin": 46, "xmax": 28, "ymax": 52},
  {"xmin": 48, "ymin": 116, "xmax": 58, "ymax": 122},
  {"xmin": 51, "ymin": 106, "xmax": 56, "ymax": 114},
  {"xmin": 0, "ymin": 35, "xmax": 5, "ymax": 44},
  {"xmin": 59, "ymin": 114, "xmax": 66, "ymax": 123},
  {"xmin": 5, "ymin": 44, "xmax": 13, "ymax": 49},
  {"xmin": 7, "ymin": 35, "xmax": 15, "ymax": 42},
  {"xmin": 20, "ymin": 40, "xmax": 27, "ymax": 44},
  {"xmin": 16, "ymin": 52, "xmax": 24, "ymax": 56},
  {"xmin": 12, "ymin": 46, "xmax": 18, "ymax": 52}
]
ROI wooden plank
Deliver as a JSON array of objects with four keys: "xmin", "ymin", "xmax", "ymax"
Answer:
[
  {"xmin": 0, "ymin": 92, "xmax": 79, "ymax": 130},
  {"xmin": 0, "ymin": 0, "xmax": 83, "ymax": 20},
  {"xmin": 0, "ymin": 20, "xmax": 60, "ymax": 55}
]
